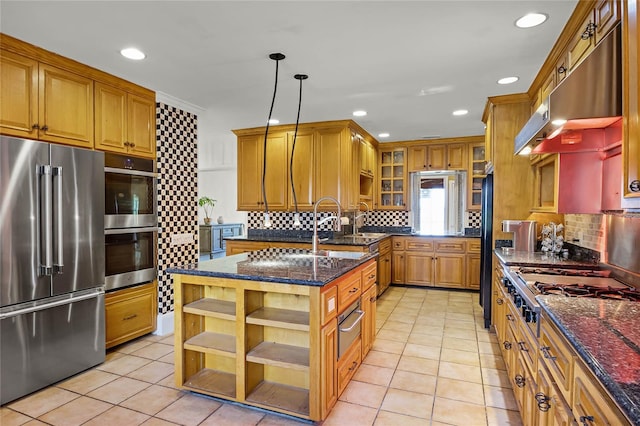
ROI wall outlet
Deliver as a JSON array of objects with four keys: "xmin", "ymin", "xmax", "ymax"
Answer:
[{"xmin": 171, "ymin": 233, "xmax": 194, "ymax": 246}]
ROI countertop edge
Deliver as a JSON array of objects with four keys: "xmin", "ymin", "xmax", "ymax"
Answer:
[{"xmin": 537, "ymin": 298, "xmax": 640, "ymax": 425}]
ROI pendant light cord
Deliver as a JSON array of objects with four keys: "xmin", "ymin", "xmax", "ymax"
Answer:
[
  {"xmin": 262, "ymin": 54, "xmax": 284, "ymax": 217},
  {"xmin": 290, "ymin": 74, "xmax": 308, "ymax": 215}
]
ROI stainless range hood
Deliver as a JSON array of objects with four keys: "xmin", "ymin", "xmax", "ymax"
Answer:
[{"xmin": 514, "ymin": 24, "xmax": 622, "ymax": 155}]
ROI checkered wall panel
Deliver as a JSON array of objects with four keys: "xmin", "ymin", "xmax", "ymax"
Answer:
[
  {"xmin": 157, "ymin": 103, "xmax": 198, "ymax": 314},
  {"xmin": 466, "ymin": 210, "xmax": 481, "ymax": 228},
  {"xmin": 247, "ymin": 210, "xmax": 410, "ymax": 230}
]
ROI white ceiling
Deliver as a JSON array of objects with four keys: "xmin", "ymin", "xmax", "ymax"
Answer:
[{"xmin": 1, "ymin": 1, "xmax": 577, "ymax": 142}]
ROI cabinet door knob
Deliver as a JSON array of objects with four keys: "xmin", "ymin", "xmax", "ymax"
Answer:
[
  {"xmin": 41, "ymin": 125, "xmax": 49, "ymax": 131},
  {"xmin": 130, "ymin": 143, "xmax": 136, "ymax": 148},
  {"xmin": 32, "ymin": 124, "xmax": 40, "ymax": 130},
  {"xmin": 557, "ymin": 66, "xmax": 567, "ymax": 74}
]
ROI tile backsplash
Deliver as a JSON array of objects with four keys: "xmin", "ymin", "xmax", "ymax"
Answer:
[{"xmin": 563, "ymin": 214, "xmax": 605, "ymax": 253}]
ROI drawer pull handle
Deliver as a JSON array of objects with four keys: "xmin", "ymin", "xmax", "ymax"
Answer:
[
  {"xmin": 540, "ymin": 346, "xmax": 557, "ymax": 361},
  {"xmin": 496, "ymin": 298, "xmax": 504, "ymax": 305},
  {"xmin": 518, "ymin": 341, "xmax": 528, "ymax": 352},
  {"xmin": 368, "ymin": 274, "xmax": 375, "ymax": 279},
  {"xmin": 535, "ymin": 392, "xmax": 551, "ymax": 412},
  {"xmin": 349, "ymin": 287, "xmax": 359, "ymax": 294},
  {"xmin": 348, "ymin": 361, "xmax": 358, "ymax": 371},
  {"xmin": 506, "ymin": 314, "xmax": 514, "ymax": 321},
  {"xmin": 514, "ymin": 374, "xmax": 525, "ymax": 388},
  {"xmin": 370, "ymin": 296, "xmax": 376, "ymax": 302},
  {"xmin": 503, "ymin": 341, "xmax": 512, "ymax": 350},
  {"xmin": 123, "ymin": 314, "xmax": 138, "ymax": 321},
  {"xmin": 579, "ymin": 415, "xmax": 595, "ymax": 426}
]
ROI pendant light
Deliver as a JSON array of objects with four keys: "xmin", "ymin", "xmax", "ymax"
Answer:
[
  {"xmin": 290, "ymin": 73, "xmax": 308, "ymax": 228},
  {"xmin": 262, "ymin": 52, "xmax": 285, "ymax": 228}
]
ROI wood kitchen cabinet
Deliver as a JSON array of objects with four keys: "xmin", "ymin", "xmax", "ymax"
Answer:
[
  {"xmin": 360, "ymin": 283, "xmax": 377, "ymax": 358},
  {"xmin": 95, "ymin": 82, "xmax": 156, "ymax": 158},
  {"xmin": 377, "ymin": 237, "xmax": 392, "ymax": 296},
  {"xmin": 0, "ymin": 50, "xmax": 94, "ymax": 148},
  {"xmin": 468, "ymin": 143, "xmax": 486, "ymax": 210},
  {"xmin": 199, "ymin": 223, "xmax": 243, "ymax": 258},
  {"xmin": 379, "ymin": 148, "xmax": 406, "ymax": 210},
  {"xmin": 391, "ymin": 237, "xmax": 479, "ymax": 289},
  {"xmin": 408, "ymin": 143, "xmax": 467, "ymax": 172},
  {"xmin": 236, "ymin": 132, "xmax": 288, "ymax": 211},
  {"xmin": 622, "ymin": 0, "xmax": 640, "ymax": 208},
  {"xmin": 105, "ymin": 281, "xmax": 158, "ymax": 349},
  {"xmin": 234, "ymin": 120, "xmax": 370, "ymax": 212}
]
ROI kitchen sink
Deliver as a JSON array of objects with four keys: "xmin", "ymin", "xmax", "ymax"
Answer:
[
  {"xmin": 352, "ymin": 232, "xmax": 387, "ymax": 238},
  {"xmin": 288, "ymin": 250, "xmax": 369, "ymax": 260}
]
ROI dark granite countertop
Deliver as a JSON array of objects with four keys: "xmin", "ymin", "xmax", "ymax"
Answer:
[
  {"xmin": 494, "ymin": 250, "xmax": 598, "ymax": 268},
  {"xmin": 537, "ymin": 296, "xmax": 640, "ymax": 425},
  {"xmin": 167, "ymin": 248, "xmax": 375, "ymax": 286},
  {"xmin": 226, "ymin": 233, "xmax": 479, "ymax": 246}
]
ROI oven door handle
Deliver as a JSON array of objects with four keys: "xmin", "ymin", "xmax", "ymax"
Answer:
[
  {"xmin": 104, "ymin": 167, "xmax": 157, "ymax": 178},
  {"xmin": 105, "ymin": 227, "xmax": 159, "ymax": 235},
  {"xmin": 339, "ymin": 310, "xmax": 365, "ymax": 332}
]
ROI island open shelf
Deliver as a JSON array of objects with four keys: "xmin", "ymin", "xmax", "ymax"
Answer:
[{"xmin": 172, "ymin": 257, "xmax": 377, "ymax": 422}]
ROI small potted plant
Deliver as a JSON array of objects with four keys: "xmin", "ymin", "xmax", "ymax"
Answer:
[{"xmin": 198, "ymin": 196, "xmax": 217, "ymax": 225}]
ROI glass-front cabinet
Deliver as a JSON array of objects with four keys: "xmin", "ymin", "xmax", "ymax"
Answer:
[
  {"xmin": 468, "ymin": 144, "xmax": 486, "ymax": 209},
  {"xmin": 379, "ymin": 148, "xmax": 406, "ymax": 210}
]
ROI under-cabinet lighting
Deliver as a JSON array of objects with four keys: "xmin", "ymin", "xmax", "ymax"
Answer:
[
  {"xmin": 552, "ymin": 119, "xmax": 567, "ymax": 126},
  {"xmin": 120, "ymin": 47, "xmax": 146, "ymax": 60},
  {"xmin": 519, "ymin": 146, "xmax": 532, "ymax": 155}
]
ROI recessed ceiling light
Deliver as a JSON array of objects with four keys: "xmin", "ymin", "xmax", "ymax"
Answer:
[
  {"xmin": 515, "ymin": 13, "xmax": 548, "ymax": 28},
  {"xmin": 452, "ymin": 109, "xmax": 468, "ymax": 116},
  {"xmin": 353, "ymin": 110, "xmax": 367, "ymax": 117},
  {"xmin": 378, "ymin": 133, "xmax": 390, "ymax": 138},
  {"xmin": 497, "ymin": 76, "xmax": 519, "ymax": 85},
  {"xmin": 268, "ymin": 119, "xmax": 280, "ymax": 124},
  {"xmin": 120, "ymin": 47, "xmax": 146, "ymax": 60}
]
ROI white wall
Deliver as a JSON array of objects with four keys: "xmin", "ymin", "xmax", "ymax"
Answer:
[{"xmin": 197, "ymin": 108, "xmax": 246, "ymax": 227}]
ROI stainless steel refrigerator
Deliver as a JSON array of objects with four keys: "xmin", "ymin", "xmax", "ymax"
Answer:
[
  {"xmin": 479, "ymin": 173, "xmax": 493, "ymax": 329},
  {"xmin": 0, "ymin": 136, "xmax": 105, "ymax": 404}
]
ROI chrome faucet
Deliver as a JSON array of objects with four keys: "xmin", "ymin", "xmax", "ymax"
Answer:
[
  {"xmin": 353, "ymin": 201, "xmax": 370, "ymax": 235},
  {"xmin": 312, "ymin": 196, "xmax": 342, "ymax": 254}
]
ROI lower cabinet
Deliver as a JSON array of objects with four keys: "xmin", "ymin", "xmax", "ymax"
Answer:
[
  {"xmin": 173, "ymin": 259, "xmax": 376, "ymax": 422},
  {"xmin": 391, "ymin": 236, "xmax": 479, "ymax": 289},
  {"xmin": 199, "ymin": 224, "xmax": 244, "ymax": 258},
  {"xmin": 361, "ymin": 284, "xmax": 377, "ymax": 358},
  {"xmin": 105, "ymin": 281, "xmax": 157, "ymax": 349}
]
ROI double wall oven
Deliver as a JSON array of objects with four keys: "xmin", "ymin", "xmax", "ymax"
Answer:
[{"xmin": 104, "ymin": 154, "xmax": 158, "ymax": 291}]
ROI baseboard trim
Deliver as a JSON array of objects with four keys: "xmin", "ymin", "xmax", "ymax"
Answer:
[{"xmin": 153, "ymin": 311, "xmax": 174, "ymax": 336}]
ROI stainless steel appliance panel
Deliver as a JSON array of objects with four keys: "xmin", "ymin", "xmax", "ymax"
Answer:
[
  {"xmin": 0, "ymin": 289, "xmax": 105, "ymax": 404},
  {"xmin": 0, "ymin": 138, "xmax": 52, "ymax": 306},
  {"xmin": 479, "ymin": 173, "xmax": 493, "ymax": 328},
  {"xmin": 607, "ymin": 215, "xmax": 640, "ymax": 274},
  {"xmin": 50, "ymin": 144, "xmax": 105, "ymax": 296},
  {"xmin": 337, "ymin": 300, "xmax": 364, "ymax": 359},
  {"xmin": 104, "ymin": 227, "xmax": 157, "ymax": 291}
]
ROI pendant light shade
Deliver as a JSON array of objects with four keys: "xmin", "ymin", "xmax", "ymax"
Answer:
[
  {"xmin": 290, "ymin": 73, "xmax": 309, "ymax": 228},
  {"xmin": 262, "ymin": 53, "xmax": 285, "ymax": 228}
]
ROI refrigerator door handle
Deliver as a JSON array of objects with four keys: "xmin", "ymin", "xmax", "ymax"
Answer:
[
  {"xmin": 53, "ymin": 166, "xmax": 64, "ymax": 273},
  {"xmin": 38, "ymin": 165, "xmax": 53, "ymax": 276},
  {"xmin": 0, "ymin": 288, "xmax": 104, "ymax": 320}
]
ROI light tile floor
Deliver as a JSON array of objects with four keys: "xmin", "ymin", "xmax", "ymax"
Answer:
[{"xmin": 1, "ymin": 287, "xmax": 523, "ymax": 426}]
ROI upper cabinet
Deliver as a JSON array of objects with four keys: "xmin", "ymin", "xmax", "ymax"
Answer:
[
  {"xmin": 568, "ymin": 0, "xmax": 620, "ymax": 72},
  {"xmin": 95, "ymin": 83, "xmax": 156, "ymax": 158},
  {"xmin": 379, "ymin": 148, "xmax": 406, "ymax": 210},
  {"xmin": 468, "ymin": 143, "xmax": 486, "ymax": 210},
  {"xmin": 408, "ymin": 143, "xmax": 467, "ymax": 172},
  {"xmin": 237, "ymin": 132, "xmax": 288, "ymax": 211},
  {"xmin": 1, "ymin": 34, "xmax": 156, "ymax": 156},
  {"xmin": 622, "ymin": 0, "xmax": 640, "ymax": 208},
  {"xmin": 234, "ymin": 120, "xmax": 370, "ymax": 212},
  {"xmin": 1, "ymin": 50, "xmax": 94, "ymax": 148}
]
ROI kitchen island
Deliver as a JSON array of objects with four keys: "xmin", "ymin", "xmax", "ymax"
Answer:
[{"xmin": 168, "ymin": 248, "xmax": 377, "ymax": 422}]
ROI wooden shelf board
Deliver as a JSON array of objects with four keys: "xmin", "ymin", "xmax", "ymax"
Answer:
[
  {"xmin": 246, "ymin": 341, "xmax": 309, "ymax": 371},
  {"xmin": 246, "ymin": 307, "xmax": 309, "ymax": 331},
  {"xmin": 246, "ymin": 381, "xmax": 309, "ymax": 416},
  {"xmin": 183, "ymin": 298, "xmax": 235, "ymax": 320},
  {"xmin": 183, "ymin": 368, "xmax": 236, "ymax": 398},
  {"xmin": 184, "ymin": 331, "xmax": 236, "ymax": 357}
]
